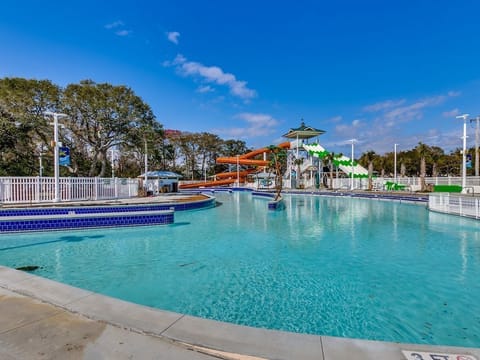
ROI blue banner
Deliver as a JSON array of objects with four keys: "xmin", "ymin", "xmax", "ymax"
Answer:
[
  {"xmin": 59, "ymin": 147, "xmax": 71, "ymax": 166},
  {"xmin": 466, "ymin": 154, "xmax": 472, "ymax": 169}
]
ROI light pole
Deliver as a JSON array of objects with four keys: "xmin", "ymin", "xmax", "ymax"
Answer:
[
  {"xmin": 236, "ymin": 155, "xmax": 240, "ymax": 186},
  {"xmin": 110, "ymin": 148, "xmax": 116, "ymax": 178},
  {"xmin": 394, "ymin": 143, "xmax": 399, "ymax": 183},
  {"xmin": 349, "ymin": 139, "xmax": 357, "ymax": 190},
  {"xmin": 144, "ymin": 138, "xmax": 148, "ymax": 189},
  {"xmin": 37, "ymin": 144, "xmax": 46, "ymax": 177},
  {"xmin": 456, "ymin": 114, "xmax": 469, "ymax": 190},
  {"xmin": 44, "ymin": 111, "xmax": 67, "ymax": 202},
  {"xmin": 470, "ymin": 116, "xmax": 480, "ymax": 177}
]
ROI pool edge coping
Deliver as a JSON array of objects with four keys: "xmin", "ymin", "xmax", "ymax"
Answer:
[{"xmin": 1, "ymin": 266, "xmax": 479, "ymax": 360}]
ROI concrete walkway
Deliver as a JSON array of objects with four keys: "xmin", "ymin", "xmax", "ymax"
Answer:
[{"xmin": 1, "ymin": 266, "xmax": 479, "ymax": 360}]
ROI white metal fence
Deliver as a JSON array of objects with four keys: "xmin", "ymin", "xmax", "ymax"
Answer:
[
  {"xmin": 0, "ymin": 177, "xmax": 139, "ymax": 204},
  {"xmin": 330, "ymin": 176, "xmax": 480, "ymax": 191},
  {"xmin": 429, "ymin": 193, "xmax": 480, "ymax": 219}
]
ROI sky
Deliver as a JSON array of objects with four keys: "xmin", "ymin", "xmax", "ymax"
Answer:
[{"xmin": 1, "ymin": 0, "xmax": 480, "ymax": 156}]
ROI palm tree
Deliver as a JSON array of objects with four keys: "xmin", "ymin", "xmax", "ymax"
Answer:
[
  {"xmin": 323, "ymin": 152, "xmax": 339, "ymax": 189},
  {"xmin": 293, "ymin": 157, "xmax": 304, "ymax": 188},
  {"xmin": 267, "ymin": 145, "xmax": 287, "ymax": 200},
  {"xmin": 361, "ymin": 150, "xmax": 377, "ymax": 190},
  {"xmin": 415, "ymin": 142, "xmax": 429, "ymax": 191}
]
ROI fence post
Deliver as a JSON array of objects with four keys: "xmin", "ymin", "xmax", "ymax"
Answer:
[
  {"xmin": 94, "ymin": 177, "xmax": 98, "ymax": 200},
  {"xmin": 114, "ymin": 177, "xmax": 118, "ymax": 199}
]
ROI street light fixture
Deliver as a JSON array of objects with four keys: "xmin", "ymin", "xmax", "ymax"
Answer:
[
  {"xmin": 348, "ymin": 139, "xmax": 357, "ymax": 190},
  {"xmin": 456, "ymin": 114, "xmax": 469, "ymax": 190},
  {"xmin": 44, "ymin": 111, "xmax": 67, "ymax": 202}
]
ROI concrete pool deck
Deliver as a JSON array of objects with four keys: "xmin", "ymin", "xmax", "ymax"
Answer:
[{"xmin": 1, "ymin": 267, "xmax": 479, "ymax": 360}]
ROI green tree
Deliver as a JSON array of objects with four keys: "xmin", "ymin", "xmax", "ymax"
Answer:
[
  {"xmin": 267, "ymin": 145, "xmax": 287, "ymax": 200},
  {"xmin": 359, "ymin": 150, "xmax": 377, "ymax": 190},
  {"xmin": 415, "ymin": 142, "xmax": 429, "ymax": 191},
  {"xmin": 0, "ymin": 77, "xmax": 60, "ymax": 176},
  {"xmin": 62, "ymin": 80, "xmax": 161, "ymax": 177}
]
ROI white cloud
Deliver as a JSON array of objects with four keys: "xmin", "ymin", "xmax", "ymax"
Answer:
[
  {"xmin": 167, "ymin": 54, "xmax": 257, "ymax": 100},
  {"xmin": 442, "ymin": 108, "xmax": 460, "ymax": 118},
  {"xmin": 213, "ymin": 113, "xmax": 278, "ymax": 138},
  {"xmin": 447, "ymin": 91, "xmax": 461, "ymax": 97},
  {"xmin": 327, "ymin": 115, "xmax": 342, "ymax": 123},
  {"xmin": 115, "ymin": 30, "xmax": 132, "ymax": 37},
  {"xmin": 196, "ymin": 85, "xmax": 214, "ymax": 93},
  {"xmin": 363, "ymin": 99, "xmax": 406, "ymax": 112},
  {"xmin": 167, "ymin": 31, "xmax": 180, "ymax": 44},
  {"xmin": 104, "ymin": 20, "xmax": 124, "ymax": 29},
  {"xmin": 327, "ymin": 92, "xmax": 463, "ymax": 154},
  {"xmin": 105, "ymin": 20, "xmax": 131, "ymax": 37}
]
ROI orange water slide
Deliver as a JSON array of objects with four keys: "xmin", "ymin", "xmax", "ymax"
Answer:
[
  {"xmin": 180, "ymin": 179, "xmax": 236, "ymax": 189},
  {"xmin": 179, "ymin": 142, "xmax": 290, "ymax": 189},
  {"xmin": 216, "ymin": 141, "xmax": 291, "ymax": 165},
  {"xmin": 215, "ymin": 169, "xmax": 256, "ymax": 179}
]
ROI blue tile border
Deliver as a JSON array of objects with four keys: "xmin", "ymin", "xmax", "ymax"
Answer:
[
  {"xmin": 0, "ymin": 197, "xmax": 215, "ymax": 217},
  {"xmin": 0, "ymin": 210, "xmax": 174, "ymax": 233},
  {"xmin": 0, "ymin": 195, "xmax": 215, "ymax": 233}
]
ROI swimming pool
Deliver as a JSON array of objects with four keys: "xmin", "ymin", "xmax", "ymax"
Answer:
[{"xmin": 0, "ymin": 192, "xmax": 479, "ymax": 347}]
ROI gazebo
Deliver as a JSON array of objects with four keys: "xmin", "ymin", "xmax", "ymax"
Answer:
[{"xmin": 282, "ymin": 120, "xmax": 325, "ymax": 159}]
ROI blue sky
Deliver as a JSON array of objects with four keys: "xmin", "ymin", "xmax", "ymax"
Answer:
[{"xmin": 1, "ymin": 1, "xmax": 480, "ymax": 155}]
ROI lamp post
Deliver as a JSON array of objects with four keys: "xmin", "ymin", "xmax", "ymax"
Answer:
[
  {"xmin": 44, "ymin": 111, "xmax": 67, "ymax": 202},
  {"xmin": 144, "ymin": 137, "xmax": 148, "ymax": 188},
  {"xmin": 349, "ymin": 139, "xmax": 357, "ymax": 190},
  {"xmin": 37, "ymin": 144, "xmax": 46, "ymax": 177},
  {"xmin": 110, "ymin": 148, "xmax": 116, "ymax": 178},
  {"xmin": 470, "ymin": 116, "xmax": 480, "ymax": 177},
  {"xmin": 394, "ymin": 143, "xmax": 399, "ymax": 183},
  {"xmin": 456, "ymin": 114, "xmax": 469, "ymax": 190}
]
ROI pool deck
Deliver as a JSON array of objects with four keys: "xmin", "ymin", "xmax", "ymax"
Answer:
[
  {"xmin": 1, "ymin": 192, "xmax": 479, "ymax": 359},
  {"xmin": 1, "ymin": 267, "xmax": 479, "ymax": 360}
]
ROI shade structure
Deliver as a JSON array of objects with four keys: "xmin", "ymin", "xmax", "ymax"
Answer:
[
  {"xmin": 282, "ymin": 120, "xmax": 325, "ymax": 140},
  {"xmin": 138, "ymin": 171, "xmax": 182, "ymax": 179}
]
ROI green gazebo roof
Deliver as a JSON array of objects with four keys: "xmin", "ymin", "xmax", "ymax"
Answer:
[{"xmin": 282, "ymin": 120, "xmax": 325, "ymax": 139}]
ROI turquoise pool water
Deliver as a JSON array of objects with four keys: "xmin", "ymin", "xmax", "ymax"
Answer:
[{"xmin": 1, "ymin": 193, "xmax": 479, "ymax": 347}]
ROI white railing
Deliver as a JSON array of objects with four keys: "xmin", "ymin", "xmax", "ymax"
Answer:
[
  {"xmin": 328, "ymin": 176, "xmax": 480, "ymax": 192},
  {"xmin": 0, "ymin": 177, "xmax": 139, "ymax": 204},
  {"xmin": 429, "ymin": 193, "xmax": 480, "ymax": 219}
]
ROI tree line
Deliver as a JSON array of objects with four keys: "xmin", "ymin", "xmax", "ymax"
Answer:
[
  {"xmin": 0, "ymin": 77, "xmax": 249, "ymax": 179},
  {"xmin": 0, "ymin": 77, "xmax": 475, "ymax": 181}
]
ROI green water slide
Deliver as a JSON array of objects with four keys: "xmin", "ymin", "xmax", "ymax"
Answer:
[{"xmin": 303, "ymin": 143, "xmax": 369, "ymax": 178}]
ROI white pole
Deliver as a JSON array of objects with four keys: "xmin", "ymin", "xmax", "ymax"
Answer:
[
  {"xmin": 349, "ymin": 139, "xmax": 356, "ymax": 190},
  {"xmin": 53, "ymin": 114, "xmax": 60, "ymax": 202},
  {"xmin": 144, "ymin": 138, "xmax": 148, "ymax": 188},
  {"xmin": 456, "ymin": 114, "xmax": 469, "ymax": 190},
  {"xmin": 44, "ymin": 112, "xmax": 67, "ymax": 202},
  {"xmin": 394, "ymin": 143, "xmax": 398, "ymax": 183},
  {"xmin": 236, "ymin": 155, "xmax": 240, "ymax": 186},
  {"xmin": 473, "ymin": 116, "xmax": 480, "ymax": 177},
  {"xmin": 110, "ymin": 148, "xmax": 115, "ymax": 178},
  {"xmin": 39, "ymin": 153, "xmax": 43, "ymax": 177}
]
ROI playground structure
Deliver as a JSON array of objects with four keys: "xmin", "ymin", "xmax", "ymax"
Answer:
[{"xmin": 179, "ymin": 121, "xmax": 369, "ymax": 190}]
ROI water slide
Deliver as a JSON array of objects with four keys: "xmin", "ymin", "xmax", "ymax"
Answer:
[
  {"xmin": 302, "ymin": 143, "xmax": 368, "ymax": 177},
  {"xmin": 180, "ymin": 142, "xmax": 291, "ymax": 188}
]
